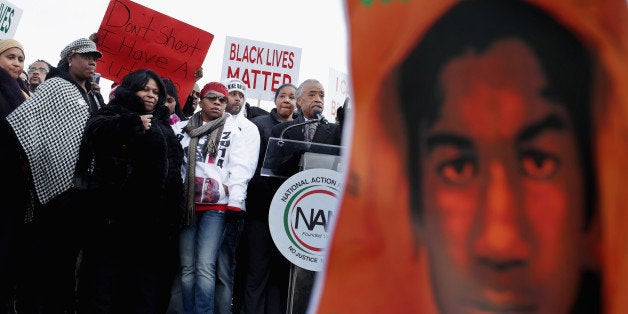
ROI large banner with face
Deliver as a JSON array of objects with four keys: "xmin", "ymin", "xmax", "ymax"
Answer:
[
  {"xmin": 96, "ymin": 0, "xmax": 213, "ymax": 106},
  {"xmin": 314, "ymin": 1, "xmax": 628, "ymax": 313}
]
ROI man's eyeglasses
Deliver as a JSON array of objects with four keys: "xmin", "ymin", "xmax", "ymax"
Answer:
[
  {"xmin": 203, "ymin": 93, "xmax": 227, "ymax": 104},
  {"xmin": 27, "ymin": 67, "xmax": 48, "ymax": 74}
]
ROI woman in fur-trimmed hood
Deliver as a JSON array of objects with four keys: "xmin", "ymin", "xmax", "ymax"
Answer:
[{"xmin": 78, "ymin": 69, "xmax": 184, "ymax": 313}]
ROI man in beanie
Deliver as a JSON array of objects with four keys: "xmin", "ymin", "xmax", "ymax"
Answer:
[
  {"xmin": 225, "ymin": 77, "xmax": 269, "ymax": 120},
  {"xmin": 214, "ymin": 77, "xmax": 261, "ymax": 314},
  {"xmin": 172, "ymin": 81, "xmax": 257, "ymax": 313}
]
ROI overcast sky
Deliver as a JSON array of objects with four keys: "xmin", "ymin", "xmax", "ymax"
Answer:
[{"xmin": 10, "ymin": 0, "xmax": 350, "ymax": 112}]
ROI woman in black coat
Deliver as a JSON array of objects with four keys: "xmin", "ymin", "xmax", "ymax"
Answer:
[
  {"xmin": 77, "ymin": 69, "xmax": 184, "ymax": 313},
  {"xmin": 0, "ymin": 38, "xmax": 29, "ymax": 313}
]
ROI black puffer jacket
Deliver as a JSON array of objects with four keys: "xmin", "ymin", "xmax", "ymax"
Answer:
[{"xmin": 82, "ymin": 86, "xmax": 184, "ymax": 233}]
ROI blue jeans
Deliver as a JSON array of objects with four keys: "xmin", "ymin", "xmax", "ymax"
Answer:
[
  {"xmin": 166, "ymin": 273, "xmax": 183, "ymax": 313},
  {"xmin": 180, "ymin": 210, "xmax": 225, "ymax": 314},
  {"xmin": 215, "ymin": 219, "xmax": 244, "ymax": 314}
]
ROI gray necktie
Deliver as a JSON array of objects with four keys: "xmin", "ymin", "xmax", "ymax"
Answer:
[{"xmin": 304, "ymin": 122, "xmax": 318, "ymax": 142}]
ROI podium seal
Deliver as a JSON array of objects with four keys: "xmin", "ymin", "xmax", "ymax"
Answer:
[{"xmin": 269, "ymin": 168, "xmax": 343, "ymax": 271}]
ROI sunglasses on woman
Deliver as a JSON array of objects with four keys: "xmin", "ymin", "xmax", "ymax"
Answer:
[{"xmin": 203, "ymin": 92, "xmax": 227, "ymax": 104}]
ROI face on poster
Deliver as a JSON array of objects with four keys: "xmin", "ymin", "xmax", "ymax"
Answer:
[{"xmin": 315, "ymin": 0, "xmax": 628, "ymax": 313}]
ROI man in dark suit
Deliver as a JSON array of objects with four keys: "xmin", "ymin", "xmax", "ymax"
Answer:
[
  {"xmin": 269, "ymin": 78, "xmax": 341, "ymax": 314},
  {"xmin": 271, "ymin": 79, "xmax": 341, "ymax": 144},
  {"xmin": 269, "ymin": 79, "xmax": 342, "ymax": 178}
]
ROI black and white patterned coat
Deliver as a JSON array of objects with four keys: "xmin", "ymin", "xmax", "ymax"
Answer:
[{"xmin": 6, "ymin": 70, "xmax": 101, "ymax": 206}]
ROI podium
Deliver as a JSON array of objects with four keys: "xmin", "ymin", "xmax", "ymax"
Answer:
[
  {"xmin": 262, "ymin": 137, "xmax": 343, "ymax": 314},
  {"xmin": 261, "ymin": 137, "xmax": 343, "ymax": 178}
]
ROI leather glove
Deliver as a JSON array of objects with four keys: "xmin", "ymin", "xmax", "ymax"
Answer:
[{"xmin": 225, "ymin": 209, "xmax": 245, "ymax": 223}]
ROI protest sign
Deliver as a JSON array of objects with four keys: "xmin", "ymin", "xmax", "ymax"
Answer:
[
  {"xmin": 221, "ymin": 36, "xmax": 301, "ymax": 102},
  {"xmin": 327, "ymin": 67, "xmax": 350, "ymax": 121},
  {"xmin": 0, "ymin": 0, "xmax": 22, "ymax": 40},
  {"xmin": 96, "ymin": 0, "xmax": 213, "ymax": 105}
]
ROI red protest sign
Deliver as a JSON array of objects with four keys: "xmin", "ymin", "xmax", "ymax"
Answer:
[{"xmin": 96, "ymin": 0, "xmax": 213, "ymax": 106}]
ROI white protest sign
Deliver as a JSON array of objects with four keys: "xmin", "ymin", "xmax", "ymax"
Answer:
[
  {"xmin": 327, "ymin": 67, "xmax": 351, "ymax": 121},
  {"xmin": 0, "ymin": 0, "xmax": 22, "ymax": 40},
  {"xmin": 269, "ymin": 168, "xmax": 343, "ymax": 271},
  {"xmin": 221, "ymin": 36, "xmax": 301, "ymax": 102}
]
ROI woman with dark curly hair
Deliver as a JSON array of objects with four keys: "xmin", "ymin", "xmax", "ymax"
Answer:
[{"xmin": 77, "ymin": 69, "xmax": 184, "ymax": 313}]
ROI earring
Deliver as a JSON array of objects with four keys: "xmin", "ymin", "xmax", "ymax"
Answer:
[{"xmin": 69, "ymin": 63, "xmax": 72, "ymax": 67}]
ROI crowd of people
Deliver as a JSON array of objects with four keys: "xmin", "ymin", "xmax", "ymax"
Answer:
[{"xmin": 0, "ymin": 34, "xmax": 346, "ymax": 314}]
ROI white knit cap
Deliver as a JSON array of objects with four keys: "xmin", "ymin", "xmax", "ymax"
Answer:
[{"xmin": 223, "ymin": 78, "xmax": 246, "ymax": 96}]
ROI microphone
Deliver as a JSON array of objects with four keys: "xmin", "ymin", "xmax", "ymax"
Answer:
[
  {"xmin": 313, "ymin": 108, "xmax": 328, "ymax": 124},
  {"xmin": 278, "ymin": 108, "xmax": 326, "ymax": 139},
  {"xmin": 279, "ymin": 118, "xmax": 318, "ymax": 139}
]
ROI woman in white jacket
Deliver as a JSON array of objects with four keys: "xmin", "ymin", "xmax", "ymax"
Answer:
[{"xmin": 171, "ymin": 81, "xmax": 255, "ymax": 314}]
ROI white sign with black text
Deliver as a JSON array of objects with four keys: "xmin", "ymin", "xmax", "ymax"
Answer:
[{"xmin": 0, "ymin": 0, "xmax": 22, "ymax": 40}]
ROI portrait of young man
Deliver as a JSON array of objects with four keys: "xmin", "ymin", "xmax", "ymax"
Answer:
[
  {"xmin": 398, "ymin": 1, "xmax": 600, "ymax": 313},
  {"xmin": 314, "ymin": 0, "xmax": 628, "ymax": 313}
]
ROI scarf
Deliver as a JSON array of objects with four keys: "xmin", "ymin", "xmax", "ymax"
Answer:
[{"xmin": 183, "ymin": 112, "xmax": 227, "ymax": 226}]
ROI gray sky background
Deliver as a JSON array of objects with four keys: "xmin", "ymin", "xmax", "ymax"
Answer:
[{"xmin": 10, "ymin": 0, "xmax": 350, "ymax": 112}]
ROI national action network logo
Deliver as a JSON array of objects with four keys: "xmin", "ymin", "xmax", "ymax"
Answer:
[{"xmin": 269, "ymin": 168, "xmax": 343, "ymax": 271}]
